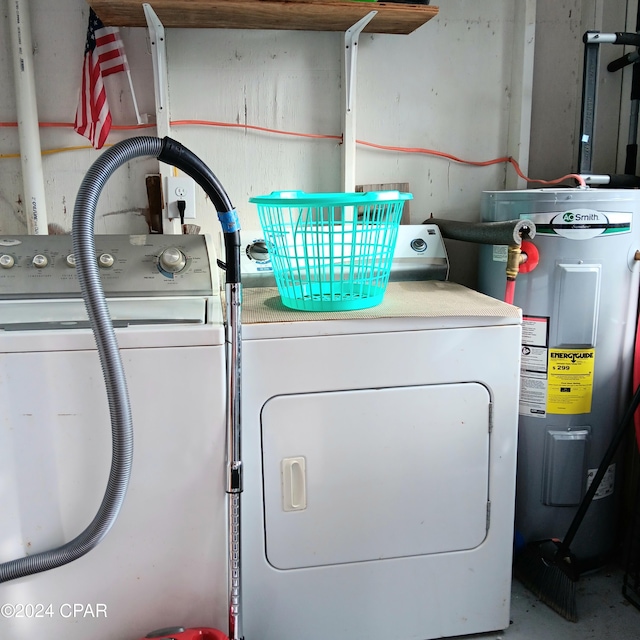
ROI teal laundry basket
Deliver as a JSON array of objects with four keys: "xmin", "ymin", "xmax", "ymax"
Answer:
[{"xmin": 249, "ymin": 190, "xmax": 412, "ymax": 311}]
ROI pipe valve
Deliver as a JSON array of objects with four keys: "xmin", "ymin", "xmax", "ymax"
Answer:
[{"xmin": 506, "ymin": 245, "xmax": 523, "ymax": 280}]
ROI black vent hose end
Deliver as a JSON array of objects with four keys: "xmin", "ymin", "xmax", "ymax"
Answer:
[{"xmin": 158, "ymin": 136, "xmax": 241, "ymax": 283}]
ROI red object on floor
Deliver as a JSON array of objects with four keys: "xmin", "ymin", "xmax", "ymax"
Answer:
[
  {"xmin": 139, "ymin": 627, "xmax": 228, "ymax": 640},
  {"xmin": 634, "ymin": 316, "xmax": 640, "ymax": 452}
]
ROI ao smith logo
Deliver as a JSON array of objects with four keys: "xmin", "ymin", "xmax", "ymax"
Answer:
[
  {"xmin": 562, "ymin": 211, "xmax": 600, "ymax": 223},
  {"xmin": 544, "ymin": 209, "xmax": 623, "ymax": 236},
  {"xmin": 535, "ymin": 209, "xmax": 631, "ymax": 237},
  {"xmin": 550, "ymin": 352, "xmax": 594, "ymax": 364}
]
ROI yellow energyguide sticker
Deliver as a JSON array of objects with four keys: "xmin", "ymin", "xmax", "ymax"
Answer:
[{"xmin": 547, "ymin": 348, "xmax": 595, "ymax": 414}]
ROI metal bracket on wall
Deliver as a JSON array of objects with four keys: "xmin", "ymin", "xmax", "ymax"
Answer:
[
  {"xmin": 345, "ymin": 12, "xmax": 376, "ymax": 113},
  {"xmin": 143, "ymin": 3, "xmax": 180, "ymax": 234},
  {"xmin": 143, "ymin": 3, "xmax": 170, "ymax": 137},
  {"xmin": 342, "ymin": 11, "xmax": 376, "ymax": 192}
]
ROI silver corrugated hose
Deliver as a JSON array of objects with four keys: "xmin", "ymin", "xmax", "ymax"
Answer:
[{"xmin": 0, "ymin": 137, "xmax": 164, "ymax": 583}]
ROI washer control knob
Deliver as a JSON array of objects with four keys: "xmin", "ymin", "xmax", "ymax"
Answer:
[
  {"xmin": 65, "ymin": 254, "xmax": 76, "ymax": 268},
  {"xmin": 98, "ymin": 253, "xmax": 115, "ymax": 268},
  {"xmin": 410, "ymin": 238, "xmax": 427, "ymax": 253},
  {"xmin": 32, "ymin": 254, "xmax": 48, "ymax": 268},
  {"xmin": 0, "ymin": 254, "xmax": 15, "ymax": 269},
  {"xmin": 158, "ymin": 247, "xmax": 186, "ymax": 273}
]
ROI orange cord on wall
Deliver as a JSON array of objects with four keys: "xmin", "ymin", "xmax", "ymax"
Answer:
[
  {"xmin": 355, "ymin": 139, "xmax": 587, "ymax": 188},
  {"xmin": 170, "ymin": 119, "xmax": 343, "ymax": 141},
  {"xmin": 0, "ymin": 118, "xmax": 587, "ymax": 188}
]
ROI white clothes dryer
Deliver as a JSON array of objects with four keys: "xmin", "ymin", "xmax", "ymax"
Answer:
[
  {"xmin": 239, "ymin": 274, "xmax": 522, "ymax": 640},
  {"xmin": 0, "ymin": 234, "xmax": 228, "ymax": 640}
]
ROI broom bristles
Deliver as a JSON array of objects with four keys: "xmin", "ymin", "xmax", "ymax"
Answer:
[{"xmin": 513, "ymin": 543, "xmax": 578, "ymax": 623}]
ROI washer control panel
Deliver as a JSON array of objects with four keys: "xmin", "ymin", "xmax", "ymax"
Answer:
[
  {"xmin": 237, "ymin": 224, "xmax": 449, "ymax": 287},
  {"xmin": 389, "ymin": 225, "xmax": 449, "ymax": 282},
  {"xmin": 393, "ymin": 224, "xmax": 448, "ymax": 259},
  {"xmin": 0, "ymin": 234, "xmax": 216, "ymax": 300}
]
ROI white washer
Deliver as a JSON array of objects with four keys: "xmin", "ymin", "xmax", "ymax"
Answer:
[
  {"xmin": 0, "ymin": 235, "xmax": 227, "ymax": 639},
  {"xmin": 240, "ymin": 276, "xmax": 522, "ymax": 640}
]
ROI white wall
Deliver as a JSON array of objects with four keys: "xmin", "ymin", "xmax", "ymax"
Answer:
[
  {"xmin": 165, "ymin": 1, "xmax": 526, "ymax": 284},
  {"xmin": 0, "ymin": 0, "xmax": 632, "ymax": 286}
]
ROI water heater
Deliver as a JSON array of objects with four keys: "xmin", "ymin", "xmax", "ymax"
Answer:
[{"xmin": 478, "ymin": 188, "xmax": 640, "ymax": 562}]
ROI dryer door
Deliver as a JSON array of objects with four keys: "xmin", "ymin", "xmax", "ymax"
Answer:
[{"xmin": 261, "ymin": 382, "xmax": 491, "ymax": 569}]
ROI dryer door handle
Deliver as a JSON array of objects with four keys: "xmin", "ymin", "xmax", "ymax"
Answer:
[{"xmin": 282, "ymin": 457, "xmax": 307, "ymax": 512}]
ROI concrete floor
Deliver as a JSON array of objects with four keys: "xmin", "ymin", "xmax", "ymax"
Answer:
[{"xmin": 451, "ymin": 563, "xmax": 640, "ymax": 640}]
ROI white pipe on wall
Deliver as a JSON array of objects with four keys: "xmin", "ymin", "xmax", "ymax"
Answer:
[{"xmin": 8, "ymin": 0, "xmax": 49, "ymax": 235}]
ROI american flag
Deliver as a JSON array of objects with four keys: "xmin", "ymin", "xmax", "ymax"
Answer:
[{"xmin": 74, "ymin": 8, "xmax": 129, "ymax": 150}]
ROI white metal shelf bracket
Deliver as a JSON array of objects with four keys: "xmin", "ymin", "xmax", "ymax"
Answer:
[
  {"xmin": 345, "ymin": 12, "xmax": 376, "ymax": 113},
  {"xmin": 143, "ymin": 3, "xmax": 180, "ymax": 233},
  {"xmin": 143, "ymin": 3, "xmax": 170, "ymax": 137},
  {"xmin": 342, "ymin": 11, "xmax": 376, "ymax": 192}
]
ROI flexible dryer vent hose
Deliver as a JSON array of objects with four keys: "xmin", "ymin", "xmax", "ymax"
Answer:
[
  {"xmin": 424, "ymin": 217, "xmax": 536, "ymax": 246},
  {"xmin": 422, "ymin": 217, "xmax": 537, "ymax": 306},
  {"xmin": 0, "ymin": 136, "xmax": 240, "ymax": 584}
]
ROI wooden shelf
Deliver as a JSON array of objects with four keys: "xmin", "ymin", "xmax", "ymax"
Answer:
[{"xmin": 91, "ymin": 0, "xmax": 438, "ymax": 35}]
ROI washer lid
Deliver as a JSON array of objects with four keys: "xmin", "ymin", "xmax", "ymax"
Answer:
[{"xmin": 241, "ymin": 280, "xmax": 521, "ymax": 340}]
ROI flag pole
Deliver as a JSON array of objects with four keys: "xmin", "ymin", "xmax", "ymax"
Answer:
[{"xmin": 125, "ymin": 69, "xmax": 143, "ymax": 125}]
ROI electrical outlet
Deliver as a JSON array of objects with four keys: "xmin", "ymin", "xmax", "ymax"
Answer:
[{"xmin": 166, "ymin": 176, "xmax": 196, "ymax": 220}]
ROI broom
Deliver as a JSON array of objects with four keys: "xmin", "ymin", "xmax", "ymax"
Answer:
[{"xmin": 513, "ymin": 381, "xmax": 640, "ymax": 622}]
